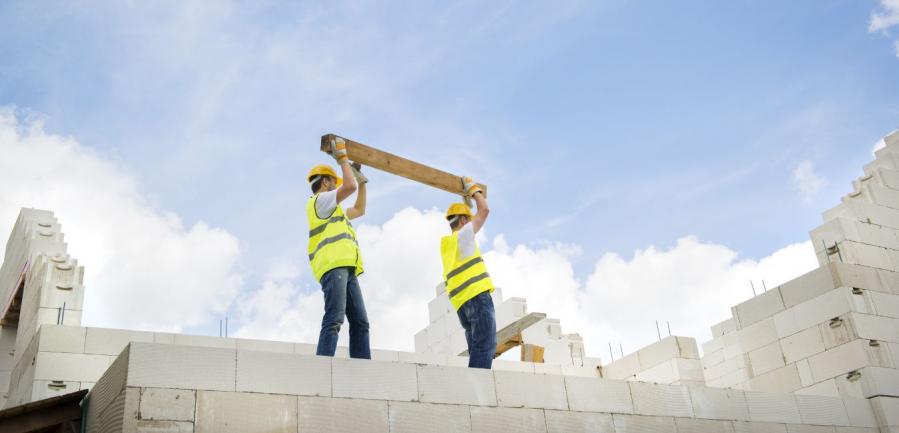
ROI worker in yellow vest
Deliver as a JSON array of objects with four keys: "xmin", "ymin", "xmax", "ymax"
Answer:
[
  {"xmin": 441, "ymin": 177, "xmax": 495, "ymax": 368},
  {"xmin": 306, "ymin": 137, "xmax": 370, "ymax": 359}
]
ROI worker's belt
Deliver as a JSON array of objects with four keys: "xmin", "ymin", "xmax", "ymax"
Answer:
[
  {"xmin": 308, "ymin": 232, "xmax": 357, "ymax": 261},
  {"xmin": 448, "ymin": 272, "xmax": 491, "ymax": 298},
  {"xmin": 309, "ymin": 215, "xmax": 347, "ymax": 237}
]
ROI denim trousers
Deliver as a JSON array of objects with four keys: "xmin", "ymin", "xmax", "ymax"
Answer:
[
  {"xmin": 456, "ymin": 291, "xmax": 496, "ymax": 369},
  {"xmin": 316, "ymin": 266, "xmax": 371, "ymax": 359}
]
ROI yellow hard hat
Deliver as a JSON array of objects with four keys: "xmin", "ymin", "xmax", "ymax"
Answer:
[
  {"xmin": 445, "ymin": 203, "xmax": 473, "ymax": 221},
  {"xmin": 307, "ymin": 164, "xmax": 342, "ymax": 187}
]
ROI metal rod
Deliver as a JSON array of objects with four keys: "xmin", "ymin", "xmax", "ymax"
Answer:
[
  {"xmin": 608, "ymin": 342, "xmax": 614, "ymax": 361},
  {"xmin": 750, "ymin": 281, "xmax": 757, "ymax": 296},
  {"xmin": 762, "ymin": 280, "xmax": 767, "ymax": 292},
  {"xmin": 667, "ymin": 321, "xmax": 671, "ymax": 336},
  {"xmin": 61, "ymin": 302, "xmax": 65, "ymax": 324},
  {"xmin": 219, "ymin": 320, "xmax": 223, "ymax": 337},
  {"xmin": 619, "ymin": 343, "xmax": 624, "ymax": 358},
  {"xmin": 655, "ymin": 320, "xmax": 662, "ymax": 341},
  {"xmin": 225, "ymin": 317, "xmax": 229, "ymax": 337}
]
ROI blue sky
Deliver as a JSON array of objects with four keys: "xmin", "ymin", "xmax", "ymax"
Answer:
[{"xmin": 1, "ymin": 1, "xmax": 898, "ymax": 351}]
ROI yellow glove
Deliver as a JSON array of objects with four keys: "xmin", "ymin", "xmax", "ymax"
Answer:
[
  {"xmin": 351, "ymin": 162, "xmax": 368, "ymax": 184},
  {"xmin": 462, "ymin": 176, "xmax": 482, "ymax": 197},
  {"xmin": 330, "ymin": 137, "xmax": 348, "ymax": 163}
]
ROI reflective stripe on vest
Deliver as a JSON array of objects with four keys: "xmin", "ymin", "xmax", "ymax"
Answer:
[
  {"xmin": 440, "ymin": 232, "xmax": 493, "ymax": 310},
  {"xmin": 307, "ymin": 195, "xmax": 363, "ymax": 282}
]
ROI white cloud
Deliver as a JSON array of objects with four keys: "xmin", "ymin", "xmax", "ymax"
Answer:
[
  {"xmin": 870, "ymin": 0, "xmax": 899, "ymax": 32},
  {"xmin": 235, "ymin": 207, "xmax": 818, "ymax": 358},
  {"xmin": 0, "ymin": 109, "xmax": 242, "ymax": 332},
  {"xmin": 870, "ymin": 0, "xmax": 899, "ymax": 60},
  {"xmin": 792, "ymin": 160, "xmax": 827, "ymax": 201}
]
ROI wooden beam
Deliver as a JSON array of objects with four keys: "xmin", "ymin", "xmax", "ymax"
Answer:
[
  {"xmin": 320, "ymin": 134, "xmax": 487, "ymax": 197},
  {"xmin": 520, "ymin": 344, "xmax": 545, "ymax": 363}
]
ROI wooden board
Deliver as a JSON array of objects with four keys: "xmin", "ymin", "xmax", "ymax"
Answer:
[
  {"xmin": 458, "ymin": 312, "xmax": 546, "ymax": 357},
  {"xmin": 320, "ymin": 134, "xmax": 487, "ymax": 197}
]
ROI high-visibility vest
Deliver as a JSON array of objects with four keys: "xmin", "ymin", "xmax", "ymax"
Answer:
[
  {"xmin": 307, "ymin": 194, "xmax": 363, "ymax": 282},
  {"xmin": 440, "ymin": 231, "xmax": 493, "ymax": 310}
]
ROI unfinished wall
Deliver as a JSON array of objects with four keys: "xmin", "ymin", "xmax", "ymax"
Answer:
[{"xmin": 86, "ymin": 342, "xmax": 880, "ymax": 433}]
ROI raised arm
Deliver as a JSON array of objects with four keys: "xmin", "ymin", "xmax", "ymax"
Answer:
[
  {"xmin": 331, "ymin": 137, "xmax": 357, "ymax": 204},
  {"xmin": 464, "ymin": 177, "xmax": 489, "ymax": 234},
  {"xmin": 346, "ymin": 163, "xmax": 367, "ymax": 220}
]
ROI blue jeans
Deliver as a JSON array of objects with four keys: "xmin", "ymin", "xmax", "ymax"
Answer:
[
  {"xmin": 316, "ymin": 267, "xmax": 371, "ymax": 359},
  {"xmin": 456, "ymin": 291, "xmax": 496, "ymax": 369}
]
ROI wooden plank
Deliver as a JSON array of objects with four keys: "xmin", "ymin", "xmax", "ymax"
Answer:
[
  {"xmin": 458, "ymin": 312, "xmax": 546, "ymax": 357},
  {"xmin": 320, "ymin": 134, "xmax": 487, "ymax": 197},
  {"xmin": 520, "ymin": 344, "xmax": 545, "ymax": 363}
]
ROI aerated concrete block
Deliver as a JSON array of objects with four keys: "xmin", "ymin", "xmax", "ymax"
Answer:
[
  {"xmin": 848, "ymin": 366, "xmax": 899, "ymax": 398},
  {"xmin": 602, "ymin": 352, "xmax": 640, "ymax": 379},
  {"xmin": 332, "ymin": 357, "xmax": 417, "ymax": 401},
  {"xmin": 833, "ymin": 429, "xmax": 877, "ymax": 433},
  {"xmin": 780, "ymin": 326, "xmax": 825, "ymax": 364},
  {"xmin": 842, "ymin": 397, "xmax": 878, "ymax": 428},
  {"xmin": 136, "ymin": 420, "xmax": 194, "ymax": 433},
  {"xmin": 740, "ymin": 319, "xmax": 779, "ymax": 353},
  {"xmin": 675, "ymin": 418, "xmax": 737, "ymax": 433},
  {"xmin": 172, "ymin": 333, "xmax": 236, "ymax": 349},
  {"xmin": 298, "ymin": 396, "xmax": 388, "ymax": 433},
  {"xmin": 84, "ymin": 327, "xmax": 153, "ymax": 355},
  {"xmin": 544, "ymin": 410, "xmax": 614, "ymax": 433},
  {"xmin": 195, "ymin": 391, "xmax": 297, "ymax": 433},
  {"xmin": 794, "ymin": 379, "xmax": 839, "ymax": 397},
  {"xmin": 388, "ymin": 401, "xmax": 470, "ymax": 433},
  {"xmin": 869, "ymin": 395, "xmax": 899, "ymax": 427},
  {"xmin": 31, "ymin": 380, "xmax": 79, "ymax": 401},
  {"xmin": 690, "ymin": 386, "xmax": 750, "ymax": 421},
  {"xmin": 868, "ymin": 290, "xmax": 899, "ymax": 317},
  {"xmin": 637, "ymin": 336, "xmax": 699, "ymax": 371},
  {"xmin": 712, "ymin": 319, "xmax": 738, "ymax": 337},
  {"xmin": 428, "ymin": 295, "xmax": 452, "ymax": 323},
  {"xmin": 812, "ymin": 218, "xmax": 899, "ymax": 253},
  {"xmin": 417, "ymin": 364, "xmax": 496, "ymax": 406},
  {"xmin": 732, "ymin": 421, "xmax": 788, "ymax": 433},
  {"xmin": 705, "ymin": 338, "xmax": 725, "ymax": 355},
  {"xmin": 139, "ymin": 388, "xmax": 196, "ymax": 421},
  {"xmin": 37, "ymin": 325, "xmax": 85, "ymax": 354},
  {"xmin": 234, "ymin": 338, "xmax": 295, "ymax": 353},
  {"xmin": 33, "ymin": 351, "xmax": 114, "ymax": 382},
  {"xmin": 778, "ymin": 267, "xmax": 838, "ymax": 309},
  {"xmin": 734, "ymin": 289, "xmax": 786, "ymax": 329},
  {"xmin": 494, "ymin": 370, "xmax": 567, "ymax": 410},
  {"xmin": 808, "ymin": 339, "xmax": 892, "ymax": 383},
  {"xmin": 564, "ymin": 376, "xmax": 633, "ymax": 413},
  {"xmin": 783, "ymin": 426, "xmax": 836, "ymax": 433},
  {"xmin": 743, "ymin": 391, "xmax": 801, "ymax": 424},
  {"xmin": 236, "ymin": 350, "xmax": 331, "ymax": 396},
  {"xmin": 749, "ymin": 341, "xmax": 786, "ymax": 376},
  {"xmin": 746, "ymin": 364, "xmax": 802, "ymax": 394},
  {"xmin": 128, "ymin": 343, "xmax": 237, "ymax": 391},
  {"xmin": 795, "ymin": 394, "xmax": 849, "ymax": 426},
  {"xmin": 611, "ymin": 413, "xmax": 677, "ymax": 433},
  {"xmin": 628, "ymin": 381, "xmax": 693, "ymax": 417},
  {"xmin": 470, "ymin": 406, "xmax": 547, "ymax": 433},
  {"xmin": 414, "ymin": 329, "xmax": 428, "ymax": 353}
]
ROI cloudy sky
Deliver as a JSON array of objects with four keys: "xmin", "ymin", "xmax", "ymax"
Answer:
[{"xmin": 1, "ymin": 1, "xmax": 898, "ymax": 358}]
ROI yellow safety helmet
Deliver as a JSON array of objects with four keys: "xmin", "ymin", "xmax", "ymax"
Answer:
[
  {"xmin": 307, "ymin": 164, "xmax": 342, "ymax": 187},
  {"xmin": 445, "ymin": 203, "xmax": 473, "ymax": 221}
]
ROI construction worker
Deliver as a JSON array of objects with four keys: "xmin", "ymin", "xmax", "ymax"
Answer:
[
  {"xmin": 441, "ymin": 178, "xmax": 495, "ymax": 369},
  {"xmin": 306, "ymin": 137, "xmax": 370, "ymax": 359}
]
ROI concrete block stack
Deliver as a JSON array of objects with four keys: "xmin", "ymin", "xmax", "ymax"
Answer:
[
  {"xmin": 600, "ymin": 335, "xmax": 705, "ymax": 387},
  {"xmin": 85, "ymin": 341, "xmax": 880, "ymax": 433},
  {"xmin": 414, "ymin": 283, "xmax": 591, "ymax": 370}
]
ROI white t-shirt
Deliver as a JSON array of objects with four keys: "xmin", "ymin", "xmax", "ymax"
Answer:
[
  {"xmin": 314, "ymin": 190, "xmax": 339, "ymax": 219},
  {"xmin": 456, "ymin": 223, "xmax": 476, "ymax": 259}
]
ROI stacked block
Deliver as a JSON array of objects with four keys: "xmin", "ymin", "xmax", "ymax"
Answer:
[
  {"xmin": 601, "ymin": 335, "xmax": 704, "ymax": 386},
  {"xmin": 85, "ymin": 342, "xmax": 880, "ymax": 433},
  {"xmin": 414, "ymin": 283, "xmax": 590, "ymax": 369}
]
